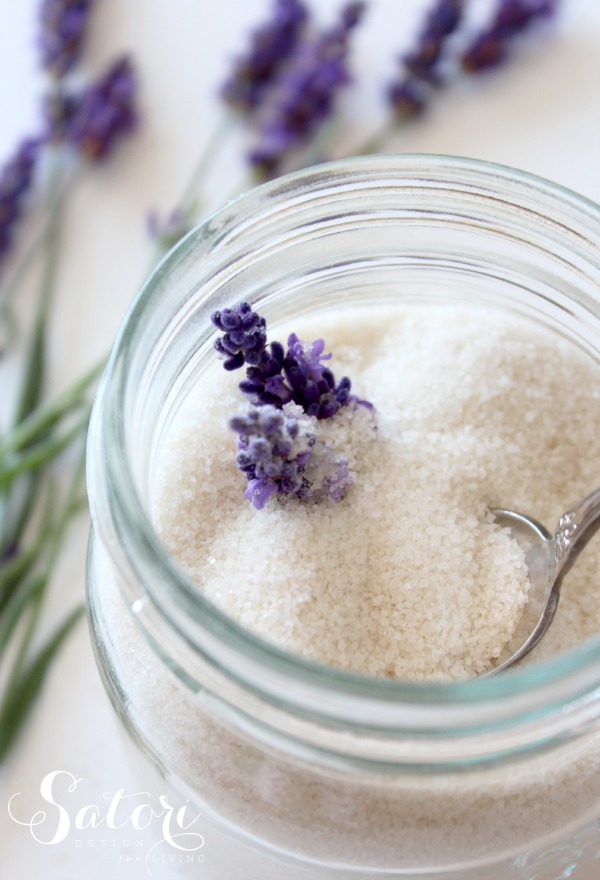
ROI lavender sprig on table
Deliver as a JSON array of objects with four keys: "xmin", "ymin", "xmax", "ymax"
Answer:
[
  {"xmin": 150, "ymin": 0, "xmax": 310, "ymax": 250},
  {"xmin": 248, "ymin": 1, "xmax": 365, "ymax": 177},
  {"xmin": 0, "ymin": 1, "xmax": 138, "ymax": 764},
  {"xmin": 0, "ymin": 140, "xmax": 41, "ymax": 270},
  {"xmin": 388, "ymin": 0, "xmax": 466, "ymax": 118},
  {"xmin": 38, "ymin": 0, "xmax": 94, "ymax": 78},
  {"xmin": 66, "ymin": 56, "xmax": 137, "ymax": 160},
  {"xmin": 221, "ymin": 0, "xmax": 309, "ymax": 113},
  {"xmin": 461, "ymin": 0, "xmax": 558, "ymax": 72}
]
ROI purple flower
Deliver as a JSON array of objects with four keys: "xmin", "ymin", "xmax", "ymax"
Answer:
[
  {"xmin": 238, "ymin": 340, "xmax": 289, "ymax": 403},
  {"xmin": 461, "ymin": 0, "xmax": 558, "ymax": 72},
  {"xmin": 215, "ymin": 304, "xmax": 368, "ymax": 510},
  {"xmin": 248, "ymin": 2, "xmax": 366, "ymax": 177},
  {"xmin": 230, "ymin": 403, "xmax": 353, "ymax": 508},
  {"xmin": 221, "ymin": 0, "xmax": 309, "ymax": 113},
  {"xmin": 239, "ymin": 332, "xmax": 354, "ymax": 419},
  {"xmin": 387, "ymin": 0, "xmax": 466, "ymax": 119},
  {"xmin": 0, "ymin": 139, "xmax": 40, "ymax": 268},
  {"xmin": 230, "ymin": 404, "xmax": 317, "ymax": 508},
  {"xmin": 39, "ymin": 0, "xmax": 94, "ymax": 78},
  {"xmin": 66, "ymin": 56, "xmax": 137, "ymax": 161},
  {"xmin": 404, "ymin": 0, "xmax": 465, "ymax": 83},
  {"xmin": 211, "ymin": 301, "xmax": 268, "ymax": 370},
  {"xmin": 213, "ymin": 302, "xmax": 371, "ymax": 419},
  {"xmin": 282, "ymin": 333, "xmax": 352, "ymax": 419},
  {"xmin": 287, "ymin": 333, "xmax": 332, "ymax": 380}
]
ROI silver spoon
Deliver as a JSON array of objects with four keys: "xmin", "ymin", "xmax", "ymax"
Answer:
[{"xmin": 483, "ymin": 489, "xmax": 600, "ymax": 676}]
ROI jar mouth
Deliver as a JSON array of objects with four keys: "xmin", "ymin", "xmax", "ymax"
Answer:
[{"xmin": 89, "ymin": 153, "xmax": 600, "ymax": 731}]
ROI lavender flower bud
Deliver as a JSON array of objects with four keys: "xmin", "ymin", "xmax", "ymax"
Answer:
[
  {"xmin": 211, "ymin": 302, "xmax": 268, "ymax": 370},
  {"xmin": 221, "ymin": 0, "xmax": 309, "ymax": 113},
  {"xmin": 461, "ymin": 0, "xmax": 558, "ymax": 72},
  {"xmin": 248, "ymin": 2, "xmax": 366, "ymax": 178},
  {"xmin": 66, "ymin": 56, "xmax": 137, "ymax": 161},
  {"xmin": 38, "ymin": 0, "xmax": 94, "ymax": 78},
  {"xmin": 0, "ymin": 139, "xmax": 40, "ymax": 268}
]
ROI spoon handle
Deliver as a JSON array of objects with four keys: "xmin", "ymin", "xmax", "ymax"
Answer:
[{"xmin": 553, "ymin": 487, "xmax": 600, "ymax": 582}]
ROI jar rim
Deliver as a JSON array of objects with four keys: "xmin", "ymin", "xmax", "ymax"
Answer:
[{"xmin": 89, "ymin": 153, "xmax": 600, "ymax": 726}]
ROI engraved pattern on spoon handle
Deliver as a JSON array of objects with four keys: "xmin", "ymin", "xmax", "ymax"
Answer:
[{"xmin": 553, "ymin": 486, "xmax": 600, "ymax": 582}]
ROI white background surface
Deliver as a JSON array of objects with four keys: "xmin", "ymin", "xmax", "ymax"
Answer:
[{"xmin": 1, "ymin": 1, "xmax": 600, "ymax": 877}]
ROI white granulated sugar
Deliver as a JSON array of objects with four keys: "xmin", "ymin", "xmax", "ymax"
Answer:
[{"xmin": 152, "ymin": 304, "xmax": 600, "ymax": 680}]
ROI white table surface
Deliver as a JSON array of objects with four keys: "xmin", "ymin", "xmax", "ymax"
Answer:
[{"xmin": 2, "ymin": 1, "xmax": 600, "ymax": 877}]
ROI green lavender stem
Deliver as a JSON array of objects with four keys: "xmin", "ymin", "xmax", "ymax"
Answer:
[
  {"xmin": 0, "ymin": 358, "xmax": 103, "ymax": 460},
  {"xmin": 0, "ymin": 408, "xmax": 91, "ymax": 489},
  {"xmin": 15, "ymin": 155, "xmax": 66, "ymax": 424},
  {"xmin": 0, "ymin": 168, "xmax": 74, "ymax": 310},
  {"xmin": 0, "ymin": 484, "xmax": 85, "ymax": 660},
  {"xmin": 177, "ymin": 112, "xmax": 237, "ymax": 218},
  {"xmin": 0, "ymin": 606, "xmax": 84, "ymax": 762},
  {"xmin": 0, "ymin": 451, "xmax": 86, "ymax": 761},
  {"xmin": 150, "ymin": 112, "xmax": 238, "ymax": 260}
]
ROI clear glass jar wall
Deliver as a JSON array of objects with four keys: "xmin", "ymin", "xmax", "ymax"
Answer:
[{"xmin": 86, "ymin": 155, "xmax": 600, "ymax": 880}]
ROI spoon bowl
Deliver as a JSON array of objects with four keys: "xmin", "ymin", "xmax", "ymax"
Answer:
[{"xmin": 484, "ymin": 488, "xmax": 600, "ymax": 676}]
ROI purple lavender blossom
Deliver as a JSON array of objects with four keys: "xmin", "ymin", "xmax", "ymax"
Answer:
[
  {"xmin": 248, "ymin": 1, "xmax": 366, "ymax": 177},
  {"xmin": 0, "ymin": 139, "xmax": 40, "ymax": 267},
  {"xmin": 230, "ymin": 403, "xmax": 353, "ymax": 508},
  {"xmin": 230, "ymin": 404, "xmax": 317, "ymax": 508},
  {"xmin": 461, "ymin": 0, "xmax": 558, "ymax": 72},
  {"xmin": 239, "ymin": 332, "xmax": 354, "ymax": 419},
  {"xmin": 287, "ymin": 333, "xmax": 332, "ymax": 380},
  {"xmin": 240, "ymin": 340, "xmax": 289, "ymax": 402},
  {"xmin": 221, "ymin": 0, "xmax": 309, "ymax": 113},
  {"xmin": 404, "ymin": 0, "xmax": 464, "ymax": 83},
  {"xmin": 211, "ymin": 301, "xmax": 268, "ymax": 370},
  {"xmin": 39, "ymin": 0, "xmax": 94, "ymax": 78},
  {"xmin": 388, "ymin": 0, "xmax": 466, "ymax": 119},
  {"xmin": 213, "ymin": 302, "xmax": 367, "ymax": 419},
  {"xmin": 66, "ymin": 56, "xmax": 137, "ymax": 161},
  {"xmin": 283, "ymin": 333, "xmax": 352, "ymax": 419}
]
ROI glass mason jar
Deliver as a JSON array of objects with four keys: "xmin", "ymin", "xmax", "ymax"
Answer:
[{"xmin": 86, "ymin": 155, "xmax": 600, "ymax": 880}]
